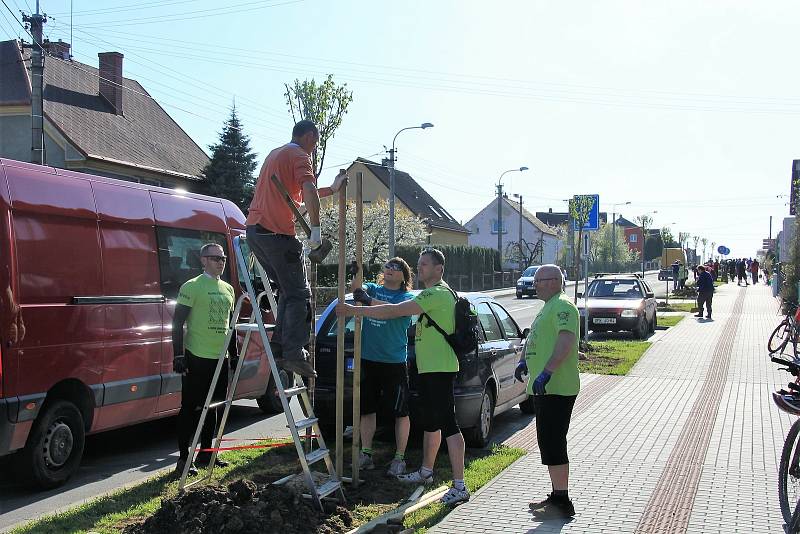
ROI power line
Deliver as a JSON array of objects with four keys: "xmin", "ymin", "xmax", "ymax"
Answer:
[{"xmin": 48, "ymin": 0, "xmax": 195, "ymax": 17}]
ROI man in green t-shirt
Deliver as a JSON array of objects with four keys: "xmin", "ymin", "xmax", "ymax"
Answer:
[
  {"xmin": 336, "ymin": 249, "xmax": 469, "ymax": 506},
  {"xmin": 172, "ymin": 243, "xmax": 236, "ymax": 477},
  {"xmin": 514, "ymin": 264, "xmax": 579, "ymax": 519}
]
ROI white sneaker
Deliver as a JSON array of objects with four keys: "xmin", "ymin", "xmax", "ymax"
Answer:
[
  {"xmin": 358, "ymin": 452, "xmax": 374, "ymax": 470},
  {"xmin": 386, "ymin": 458, "xmax": 406, "ymax": 477},
  {"xmin": 396, "ymin": 468, "xmax": 433, "ymax": 485},
  {"xmin": 440, "ymin": 485, "xmax": 470, "ymax": 505}
]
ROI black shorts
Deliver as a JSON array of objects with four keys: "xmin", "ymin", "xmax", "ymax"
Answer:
[
  {"xmin": 360, "ymin": 359, "xmax": 409, "ymax": 418},
  {"xmin": 533, "ymin": 394, "xmax": 577, "ymax": 465},
  {"xmin": 417, "ymin": 372, "xmax": 460, "ymax": 438}
]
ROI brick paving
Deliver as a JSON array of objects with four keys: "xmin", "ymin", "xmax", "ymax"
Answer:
[{"xmin": 432, "ymin": 283, "xmax": 792, "ymax": 533}]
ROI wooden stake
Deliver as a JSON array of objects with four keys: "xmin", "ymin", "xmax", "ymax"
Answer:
[
  {"xmin": 335, "ymin": 182, "xmax": 347, "ymax": 478},
  {"xmin": 351, "ymin": 172, "xmax": 363, "ymax": 487}
]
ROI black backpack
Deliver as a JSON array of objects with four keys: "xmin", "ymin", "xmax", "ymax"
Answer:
[{"xmin": 419, "ymin": 287, "xmax": 480, "ymax": 357}]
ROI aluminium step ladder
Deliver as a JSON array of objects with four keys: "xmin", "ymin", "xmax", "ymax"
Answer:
[{"xmin": 178, "ymin": 235, "xmax": 345, "ymax": 510}]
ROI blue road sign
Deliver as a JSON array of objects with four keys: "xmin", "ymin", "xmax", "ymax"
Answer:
[
  {"xmin": 717, "ymin": 245, "xmax": 730, "ymax": 255},
  {"xmin": 572, "ymin": 194, "xmax": 600, "ymax": 231}
]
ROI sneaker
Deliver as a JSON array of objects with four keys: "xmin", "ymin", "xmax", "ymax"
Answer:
[
  {"xmin": 440, "ymin": 485, "xmax": 470, "ymax": 506},
  {"xmin": 175, "ymin": 458, "xmax": 198, "ymax": 477},
  {"xmin": 358, "ymin": 452, "xmax": 375, "ymax": 470},
  {"xmin": 529, "ymin": 493, "xmax": 575, "ymax": 518},
  {"xmin": 396, "ymin": 468, "xmax": 433, "ymax": 485},
  {"xmin": 386, "ymin": 458, "xmax": 406, "ymax": 477}
]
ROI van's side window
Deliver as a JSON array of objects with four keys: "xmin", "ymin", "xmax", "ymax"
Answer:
[{"xmin": 156, "ymin": 227, "xmax": 229, "ymax": 299}]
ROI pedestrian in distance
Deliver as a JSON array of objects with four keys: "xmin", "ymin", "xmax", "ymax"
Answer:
[
  {"xmin": 173, "ymin": 243, "xmax": 237, "ymax": 476},
  {"xmin": 337, "ymin": 248, "xmax": 471, "ymax": 506},
  {"xmin": 349, "ymin": 257, "xmax": 415, "ymax": 477},
  {"xmin": 750, "ymin": 258, "xmax": 760, "ymax": 285},
  {"xmin": 678, "ymin": 262, "xmax": 687, "ymax": 289},
  {"xmin": 514, "ymin": 264, "xmax": 580, "ymax": 519},
  {"xmin": 695, "ymin": 265, "xmax": 714, "ymax": 320},
  {"xmin": 245, "ymin": 120, "xmax": 347, "ymax": 378}
]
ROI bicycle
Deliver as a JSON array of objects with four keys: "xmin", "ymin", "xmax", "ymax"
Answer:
[
  {"xmin": 773, "ymin": 355, "xmax": 800, "ymax": 532},
  {"xmin": 768, "ymin": 306, "xmax": 800, "ymax": 358}
]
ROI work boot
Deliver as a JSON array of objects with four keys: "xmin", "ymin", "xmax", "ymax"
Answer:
[
  {"xmin": 195, "ymin": 452, "xmax": 230, "ymax": 468},
  {"xmin": 279, "ymin": 349, "xmax": 317, "ymax": 378},
  {"xmin": 529, "ymin": 493, "xmax": 575, "ymax": 518},
  {"xmin": 175, "ymin": 458, "xmax": 198, "ymax": 477}
]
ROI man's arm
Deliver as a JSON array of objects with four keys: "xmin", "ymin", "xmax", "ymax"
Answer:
[
  {"xmin": 301, "ymin": 181, "xmax": 321, "ymax": 227},
  {"xmin": 172, "ymin": 304, "xmax": 191, "ymax": 356},
  {"xmin": 317, "ymin": 170, "xmax": 348, "ymax": 198},
  {"xmin": 542, "ymin": 330, "xmax": 577, "ymax": 373},
  {"xmin": 337, "ymin": 299, "xmax": 422, "ymax": 320}
]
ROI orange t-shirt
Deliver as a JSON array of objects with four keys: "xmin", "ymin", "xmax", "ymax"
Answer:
[{"xmin": 245, "ymin": 143, "xmax": 315, "ymax": 235}]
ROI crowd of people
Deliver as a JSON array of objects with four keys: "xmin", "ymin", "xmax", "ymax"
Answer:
[{"xmin": 688, "ymin": 257, "xmax": 768, "ymax": 286}]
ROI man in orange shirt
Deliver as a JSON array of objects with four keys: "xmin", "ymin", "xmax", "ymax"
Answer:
[{"xmin": 246, "ymin": 120, "xmax": 347, "ymax": 378}]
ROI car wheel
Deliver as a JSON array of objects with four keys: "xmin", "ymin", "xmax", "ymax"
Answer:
[
  {"xmin": 257, "ymin": 369, "xmax": 291, "ymax": 414},
  {"xmin": 651, "ymin": 313, "xmax": 657, "ymax": 332},
  {"xmin": 21, "ymin": 399, "xmax": 85, "ymax": 489},
  {"xmin": 466, "ymin": 387, "xmax": 495, "ymax": 448},
  {"xmin": 519, "ymin": 395, "xmax": 535, "ymax": 414},
  {"xmin": 635, "ymin": 316, "xmax": 648, "ymax": 339}
]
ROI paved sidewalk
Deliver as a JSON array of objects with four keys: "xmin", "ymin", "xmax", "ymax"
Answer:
[{"xmin": 433, "ymin": 282, "xmax": 790, "ymax": 533}]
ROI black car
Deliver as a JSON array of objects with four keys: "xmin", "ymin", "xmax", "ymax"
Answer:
[
  {"xmin": 578, "ymin": 273, "xmax": 658, "ymax": 339},
  {"xmin": 312, "ymin": 292, "xmax": 532, "ymax": 447}
]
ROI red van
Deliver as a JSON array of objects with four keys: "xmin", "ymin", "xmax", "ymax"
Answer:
[{"xmin": 0, "ymin": 158, "xmax": 277, "ymax": 488}]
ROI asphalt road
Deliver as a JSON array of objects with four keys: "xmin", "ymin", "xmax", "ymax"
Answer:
[{"xmin": 0, "ymin": 269, "xmax": 665, "ymax": 532}]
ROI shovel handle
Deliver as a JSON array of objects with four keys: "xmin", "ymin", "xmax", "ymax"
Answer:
[{"xmin": 269, "ymin": 174, "xmax": 312, "ymax": 237}]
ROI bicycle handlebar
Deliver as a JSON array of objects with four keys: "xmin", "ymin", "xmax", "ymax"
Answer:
[{"xmin": 772, "ymin": 356, "xmax": 800, "ymax": 374}]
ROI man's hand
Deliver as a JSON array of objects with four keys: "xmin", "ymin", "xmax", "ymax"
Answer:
[
  {"xmin": 352, "ymin": 287, "xmax": 373, "ymax": 306},
  {"xmin": 229, "ymin": 355, "xmax": 239, "ymax": 372},
  {"xmin": 310, "ymin": 226, "xmax": 322, "ymax": 249},
  {"xmin": 331, "ymin": 170, "xmax": 348, "ymax": 193},
  {"xmin": 336, "ymin": 302, "xmax": 357, "ymax": 317},
  {"xmin": 346, "ymin": 260, "xmax": 361, "ymax": 277},
  {"xmin": 173, "ymin": 355, "xmax": 187, "ymax": 375},
  {"xmin": 532, "ymin": 370, "xmax": 552, "ymax": 395},
  {"xmin": 514, "ymin": 360, "xmax": 528, "ymax": 382}
]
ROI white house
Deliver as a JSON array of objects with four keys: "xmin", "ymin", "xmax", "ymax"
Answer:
[{"xmin": 465, "ymin": 197, "xmax": 562, "ymax": 270}]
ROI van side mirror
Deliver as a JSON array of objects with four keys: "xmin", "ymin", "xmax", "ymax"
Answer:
[
  {"xmin": 576, "ymin": 292, "xmax": 583, "ymax": 299},
  {"xmin": 521, "ymin": 327, "xmax": 530, "ymax": 338}
]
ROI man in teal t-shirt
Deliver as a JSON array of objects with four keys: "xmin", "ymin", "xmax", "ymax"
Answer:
[
  {"xmin": 337, "ymin": 249, "xmax": 469, "ymax": 506},
  {"xmin": 514, "ymin": 264, "xmax": 579, "ymax": 519},
  {"xmin": 349, "ymin": 258, "xmax": 414, "ymax": 476},
  {"xmin": 172, "ymin": 243, "xmax": 236, "ymax": 476}
]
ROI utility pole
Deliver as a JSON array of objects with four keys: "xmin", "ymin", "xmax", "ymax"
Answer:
[
  {"xmin": 22, "ymin": 2, "xmax": 47, "ymax": 165},
  {"xmin": 518, "ymin": 195, "xmax": 523, "ymax": 272},
  {"xmin": 496, "ymin": 182, "xmax": 504, "ymax": 268},
  {"xmin": 388, "ymin": 146, "xmax": 396, "ymax": 258}
]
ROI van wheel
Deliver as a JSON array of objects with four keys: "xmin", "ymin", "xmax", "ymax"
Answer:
[
  {"xmin": 519, "ymin": 395, "xmax": 536, "ymax": 414},
  {"xmin": 257, "ymin": 370, "xmax": 291, "ymax": 414},
  {"xmin": 21, "ymin": 400, "xmax": 85, "ymax": 489},
  {"xmin": 466, "ymin": 388, "xmax": 495, "ymax": 448}
]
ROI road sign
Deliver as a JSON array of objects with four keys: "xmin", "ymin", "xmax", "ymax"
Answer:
[
  {"xmin": 572, "ymin": 194, "xmax": 600, "ymax": 231},
  {"xmin": 717, "ymin": 245, "xmax": 730, "ymax": 255},
  {"xmin": 763, "ymin": 239, "xmax": 776, "ymax": 250}
]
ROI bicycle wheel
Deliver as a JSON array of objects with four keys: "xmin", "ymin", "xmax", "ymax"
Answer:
[
  {"xmin": 791, "ymin": 498, "xmax": 800, "ymax": 534},
  {"xmin": 780, "ymin": 419, "xmax": 800, "ymax": 523},
  {"xmin": 769, "ymin": 319, "xmax": 793, "ymax": 355}
]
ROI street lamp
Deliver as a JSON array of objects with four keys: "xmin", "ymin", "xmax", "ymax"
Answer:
[
  {"xmin": 497, "ymin": 167, "xmax": 528, "ymax": 270},
  {"xmin": 388, "ymin": 122, "xmax": 434, "ymax": 258},
  {"xmin": 611, "ymin": 201, "xmax": 631, "ymax": 271}
]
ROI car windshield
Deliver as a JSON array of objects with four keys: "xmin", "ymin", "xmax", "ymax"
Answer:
[
  {"xmin": 587, "ymin": 279, "xmax": 643, "ymax": 299},
  {"xmin": 523, "ymin": 266, "xmax": 538, "ymax": 277}
]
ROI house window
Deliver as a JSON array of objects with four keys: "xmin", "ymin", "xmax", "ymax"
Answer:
[
  {"xmin": 629, "ymin": 234, "xmax": 638, "ymax": 243},
  {"xmin": 491, "ymin": 219, "xmax": 507, "ymax": 234}
]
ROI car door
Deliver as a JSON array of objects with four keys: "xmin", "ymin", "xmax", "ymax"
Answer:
[
  {"xmin": 489, "ymin": 302, "xmax": 526, "ymax": 404},
  {"xmin": 640, "ymin": 280, "xmax": 657, "ymax": 321},
  {"xmin": 475, "ymin": 301, "xmax": 511, "ymax": 404}
]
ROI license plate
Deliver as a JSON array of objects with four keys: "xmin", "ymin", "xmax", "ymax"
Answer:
[
  {"xmin": 593, "ymin": 318, "xmax": 616, "ymax": 324},
  {"xmin": 346, "ymin": 357, "xmax": 354, "ymax": 372}
]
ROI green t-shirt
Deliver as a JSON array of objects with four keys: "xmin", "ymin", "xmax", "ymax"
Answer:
[
  {"xmin": 177, "ymin": 274, "xmax": 235, "ymax": 359},
  {"xmin": 413, "ymin": 281, "xmax": 459, "ymax": 374},
  {"xmin": 525, "ymin": 293, "xmax": 580, "ymax": 396}
]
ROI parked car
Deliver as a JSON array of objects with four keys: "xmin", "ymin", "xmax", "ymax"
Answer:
[
  {"xmin": 577, "ymin": 273, "xmax": 657, "ymax": 339},
  {"xmin": 516, "ymin": 265, "xmax": 541, "ymax": 298},
  {"xmin": 0, "ymin": 158, "xmax": 280, "ymax": 489},
  {"xmin": 313, "ymin": 292, "xmax": 532, "ymax": 447}
]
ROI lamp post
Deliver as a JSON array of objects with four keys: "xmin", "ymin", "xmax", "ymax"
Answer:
[
  {"xmin": 496, "ymin": 167, "xmax": 528, "ymax": 270},
  {"xmin": 388, "ymin": 123, "xmax": 433, "ymax": 258},
  {"xmin": 611, "ymin": 201, "xmax": 631, "ymax": 271}
]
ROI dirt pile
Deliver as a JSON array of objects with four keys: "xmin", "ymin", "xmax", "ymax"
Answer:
[{"xmin": 128, "ymin": 479, "xmax": 353, "ymax": 534}]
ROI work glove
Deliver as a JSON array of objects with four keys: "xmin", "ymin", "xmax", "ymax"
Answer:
[
  {"xmin": 532, "ymin": 370, "xmax": 552, "ymax": 395},
  {"xmin": 309, "ymin": 226, "xmax": 322, "ymax": 249},
  {"xmin": 514, "ymin": 360, "xmax": 528, "ymax": 382},
  {"xmin": 331, "ymin": 170, "xmax": 348, "ymax": 192},
  {"xmin": 346, "ymin": 260, "xmax": 361, "ymax": 277},
  {"xmin": 352, "ymin": 287, "xmax": 373, "ymax": 306},
  {"xmin": 173, "ymin": 355, "xmax": 187, "ymax": 374}
]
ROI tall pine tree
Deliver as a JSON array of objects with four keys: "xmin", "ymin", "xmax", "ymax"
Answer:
[{"xmin": 201, "ymin": 106, "xmax": 258, "ymax": 211}]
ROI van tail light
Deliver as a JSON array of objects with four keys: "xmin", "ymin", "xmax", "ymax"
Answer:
[{"xmin": 0, "ymin": 342, "xmax": 3, "ymax": 398}]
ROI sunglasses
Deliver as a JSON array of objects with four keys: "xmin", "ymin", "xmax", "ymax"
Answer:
[
  {"xmin": 203, "ymin": 255, "xmax": 227, "ymax": 262},
  {"xmin": 384, "ymin": 263, "xmax": 403, "ymax": 272}
]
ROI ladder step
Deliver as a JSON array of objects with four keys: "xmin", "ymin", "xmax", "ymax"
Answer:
[
  {"xmin": 294, "ymin": 417, "xmax": 318, "ymax": 431},
  {"xmin": 208, "ymin": 400, "xmax": 229, "ymax": 409},
  {"xmin": 283, "ymin": 386, "xmax": 307, "ymax": 397},
  {"xmin": 305, "ymin": 448, "xmax": 329, "ymax": 465},
  {"xmin": 315, "ymin": 478, "xmax": 342, "ymax": 499},
  {"xmin": 236, "ymin": 323, "xmax": 275, "ymax": 332}
]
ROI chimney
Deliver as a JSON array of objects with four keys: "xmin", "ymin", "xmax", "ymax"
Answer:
[
  {"xmin": 46, "ymin": 39, "xmax": 71, "ymax": 60},
  {"xmin": 98, "ymin": 52, "xmax": 124, "ymax": 115},
  {"xmin": 548, "ymin": 208, "xmax": 553, "ymax": 213}
]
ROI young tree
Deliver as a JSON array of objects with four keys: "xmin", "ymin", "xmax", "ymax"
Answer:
[
  {"xmin": 570, "ymin": 195, "xmax": 596, "ymax": 303},
  {"xmin": 200, "ymin": 106, "xmax": 258, "ymax": 211},
  {"xmin": 505, "ymin": 236, "xmax": 544, "ymax": 268},
  {"xmin": 701, "ymin": 237, "xmax": 708, "ymax": 262},
  {"xmin": 589, "ymin": 223, "xmax": 638, "ymax": 272},
  {"xmin": 692, "ymin": 235, "xmax": 701, "ymax": 262},
  {"xmin": 285, "ymin": 74, "xmax": 353, "ymax": 177}
]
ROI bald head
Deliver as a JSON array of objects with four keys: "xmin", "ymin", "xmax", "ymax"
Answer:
[{"xmin": 533, "ymin": 264, "xmax": 564, "ymax": 301}]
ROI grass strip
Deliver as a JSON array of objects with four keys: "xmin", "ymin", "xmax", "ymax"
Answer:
[
  {"xmin": 579, "ymin": 339, "xmax": 651, "ymax": 375},
  {"xmin": 657, "ymin": 314, "xmax": 685, "ymax": 328},
  {"xmin": 659, "ymin": 302, "xmax": 695, "ymax": 313},
  {"xmin": 403, "ymin": 444, "xmax": 525, "ymax": 533}
]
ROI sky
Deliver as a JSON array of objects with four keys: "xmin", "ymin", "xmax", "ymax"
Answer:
[{"xmin": 0, "ymin": 0, "xmax": 796, "ymax": 258}]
